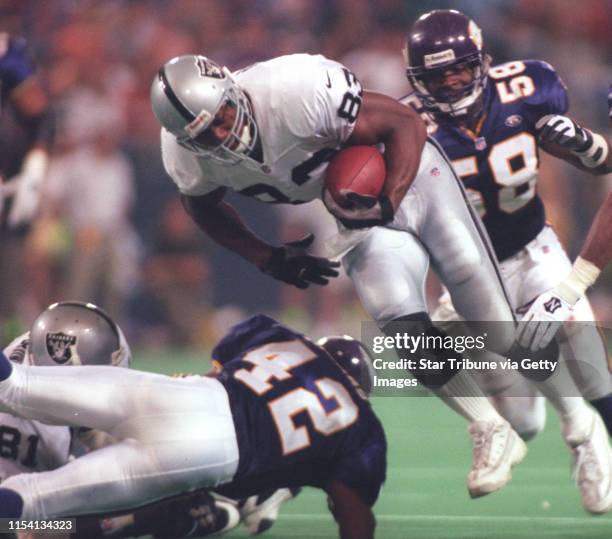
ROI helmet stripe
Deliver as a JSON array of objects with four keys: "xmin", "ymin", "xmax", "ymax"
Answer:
[{"xmin": 158, "ymin": 67, "xmax": 196, "ymax": 122}]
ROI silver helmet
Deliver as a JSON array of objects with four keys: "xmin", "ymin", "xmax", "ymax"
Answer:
[
  {"xmin": 29, "ymin": 302, "xmax": 122, "ymax": 367},
  {"xmin": 150, "ymin": 55, "xmax": 258, "ymax": 166}
]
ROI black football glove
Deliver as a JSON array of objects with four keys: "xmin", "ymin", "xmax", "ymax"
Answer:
[
  {"xmin": 535, "ymin": 114, "xmax": 592, "ymax": 152},
  {"xmin": 322, "ymin": 188, "xmax": 394, "ymax": 229},
  {"xmin": 263, "ymin": 233, "xmax": 340, "ymax": 289}
]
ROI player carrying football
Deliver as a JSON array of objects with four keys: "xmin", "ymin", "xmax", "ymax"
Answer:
[{"xmin": 148, "ymin": 49, "xmax": 612, "ymax": 499}]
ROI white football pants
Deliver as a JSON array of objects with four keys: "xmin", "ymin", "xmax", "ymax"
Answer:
[
  {"xmin": 342, "ymin": 140, "xmax": 515, "ymax": 354},
  {"xmin": 0, "ymin": 364, "xmax": 239, "ymax": 519}
]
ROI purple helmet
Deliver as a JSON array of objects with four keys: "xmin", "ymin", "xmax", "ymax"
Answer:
[
  {"xmin": 405, "ymin": 9, "xmax": 489, "ymax": 118},
  {"xmin": 317, "ymin": 335, "xmax": 375, "ymax": 395}
]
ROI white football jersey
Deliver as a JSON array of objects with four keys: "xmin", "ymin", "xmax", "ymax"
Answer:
[
  {"xmin": 0, "ymin": 332, "xmax": 132, "ymax": 481},
  {"xmin": 161, "ymin": 54, "xmax": 363, "ymax": 204}
]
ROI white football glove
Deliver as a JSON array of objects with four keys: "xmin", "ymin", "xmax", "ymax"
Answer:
[
  {"xmin": 516, "ymin": 291, "xmax": 573, "ymax": 352},
  {"xmin": 536, "ymin": 114, "xmax": 608, "ymax": 168},
  {"xmin": 535, "ymin": 114, "xmax": 589, "ymax": 149},
  {"xmin": 6, "ymin": 149, "xmax": 47, "ymax": 228}
]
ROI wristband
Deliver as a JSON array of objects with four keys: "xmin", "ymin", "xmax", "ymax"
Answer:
[
  {"xmin": 572, "ymin": 131, "xmax": 609, "ymax": 168},
  {"xmin": 554, "ymin": 256, "xmax": 601, "ymax": 305}
]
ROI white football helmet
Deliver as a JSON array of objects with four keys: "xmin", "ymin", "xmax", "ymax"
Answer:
[
  {"xmin": 29, "ymin": 302, "xmax": 126, "ymax": 367},
  {"xmin": 150, "ymin": 55, "xmax": 258, "ymax": 166}
]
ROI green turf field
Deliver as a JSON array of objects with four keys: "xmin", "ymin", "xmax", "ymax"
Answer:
[{"xmin": 133, "ymin": 351, "xmax": 612, "ymax": 539}]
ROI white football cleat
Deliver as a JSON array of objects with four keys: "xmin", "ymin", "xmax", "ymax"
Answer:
[
  {"xmin": 467, "ymin": 420, "xmax": 527, "ymax": 498},
  {"xmin": 567, "ymin": 412, "xmax": 612, "ymax": 515},
  {"xmin": 239, "ymin": 487, "xmax": 301, "ymax": 535}
]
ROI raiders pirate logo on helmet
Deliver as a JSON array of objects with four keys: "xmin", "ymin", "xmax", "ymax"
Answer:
[
  {"xmin": 45, "ymin": 332, "xmax": 77, "ymax": 365},
  {"xmin": 196, "ymin": 57, "xmax": 224, "ymax": 79}
]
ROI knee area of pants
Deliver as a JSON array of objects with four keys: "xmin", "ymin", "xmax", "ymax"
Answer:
[
  {"xmin": 363, "ymin": 290, "xmax": 427, "ymax": 326},
  {"xmin": 434, "ymin": 227, "xmax": 482, "ymax": 284},
  {"xmin": 439, "ymin": 255, "xmax": 482, "ymax": 285}
]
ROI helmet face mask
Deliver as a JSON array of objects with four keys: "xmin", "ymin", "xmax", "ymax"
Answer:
[
  {"xmin": 151, "ymin": 55, "xmax": 258, "ymax": 166},
  {"xmin": 405, "ymin": 10, "xmax": 490, "ymax": 119},
  {"xmin": 29, "ymin": 302, "xmax": 123, "ymax": 367}
]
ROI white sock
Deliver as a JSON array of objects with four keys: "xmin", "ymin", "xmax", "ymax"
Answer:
[{"xmin": 433, "ymin": 370, "xmax": 504, "ymax": 423}]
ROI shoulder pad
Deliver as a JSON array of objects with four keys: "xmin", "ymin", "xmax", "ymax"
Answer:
[
  {"xmin": 489, "ymin": 59, "xmax": 568, "ymax": 114},
  {"xmin": 212, "ymin": 315, "xmax": 304, "ymax": 366}
]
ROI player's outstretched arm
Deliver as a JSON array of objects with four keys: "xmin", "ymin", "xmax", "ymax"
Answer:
[
  {"xmin": 182, "ymin": 188, "xmax": 273, "ymax": 269},
  {"xmin": 326, "ymin": 480, "xmax": 375, "ymax": 539},
  {"xmin": 181, "ymin": 190, "xmax": 339, "ymax": 288},
  {"xmin": 536, "ymin": 114, "xmax": 611, "ymax": 175}
]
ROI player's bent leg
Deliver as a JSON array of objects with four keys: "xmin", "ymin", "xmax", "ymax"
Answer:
[
  {"xmin": 401, "ymin": 142, "xmax": 516, "ymax": 355},
  {"xmin": 343, "ymin": 173, "xmax": 526, "ymax": 497},
  {"xmin": 381, "ymin": 313, "xmax": 527, "ymax": 498},
  {"xmin": 3, "ymin": 439, "xmax": 232, "ymax": 519},
  {"xmin": 435, "ymin": 305, "xmax": 546, "ymax": 441},
  {"xmin": 1, "ymin": 383, "xmax": 239, "ymax": 519},
  {"xmin": 0, "ymin": 354, "xmax": 237, "ymax": 442}
]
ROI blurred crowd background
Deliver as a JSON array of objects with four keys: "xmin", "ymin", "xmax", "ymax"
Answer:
[{"xmin": 1, "ymin": 0, "xmax": 610, "ymax": 351}]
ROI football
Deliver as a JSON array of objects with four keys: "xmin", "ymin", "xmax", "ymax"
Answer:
[{"xmin": 325, "ymin": 146, "xmax": 385, "ymax": 207}]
